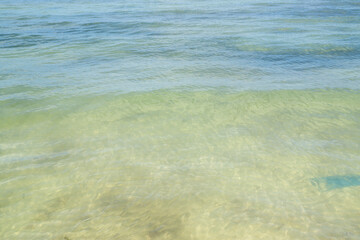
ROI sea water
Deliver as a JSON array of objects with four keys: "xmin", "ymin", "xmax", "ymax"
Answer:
[{"xmin": 1, "ymin": 0, "xmax": 360, "ymax": 239}]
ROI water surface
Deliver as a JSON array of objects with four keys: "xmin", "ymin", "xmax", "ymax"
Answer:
[{"xmin": 1, "ymin": 0, "xmax": 360, "ymax": 239}]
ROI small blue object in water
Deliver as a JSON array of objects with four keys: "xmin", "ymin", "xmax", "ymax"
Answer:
[{"xmin": 311, "ymin": 175, "xmax": 360, "ymax": 191}]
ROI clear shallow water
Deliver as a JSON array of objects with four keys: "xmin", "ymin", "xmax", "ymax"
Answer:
[{"xmin": 1, "ymin": 0, "xmax": 360, "ymax": 239}]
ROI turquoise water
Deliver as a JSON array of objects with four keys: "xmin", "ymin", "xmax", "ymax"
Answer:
[{"xmin": 1, "ymin": 1, "xmax": 360, "ymax": 239}]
